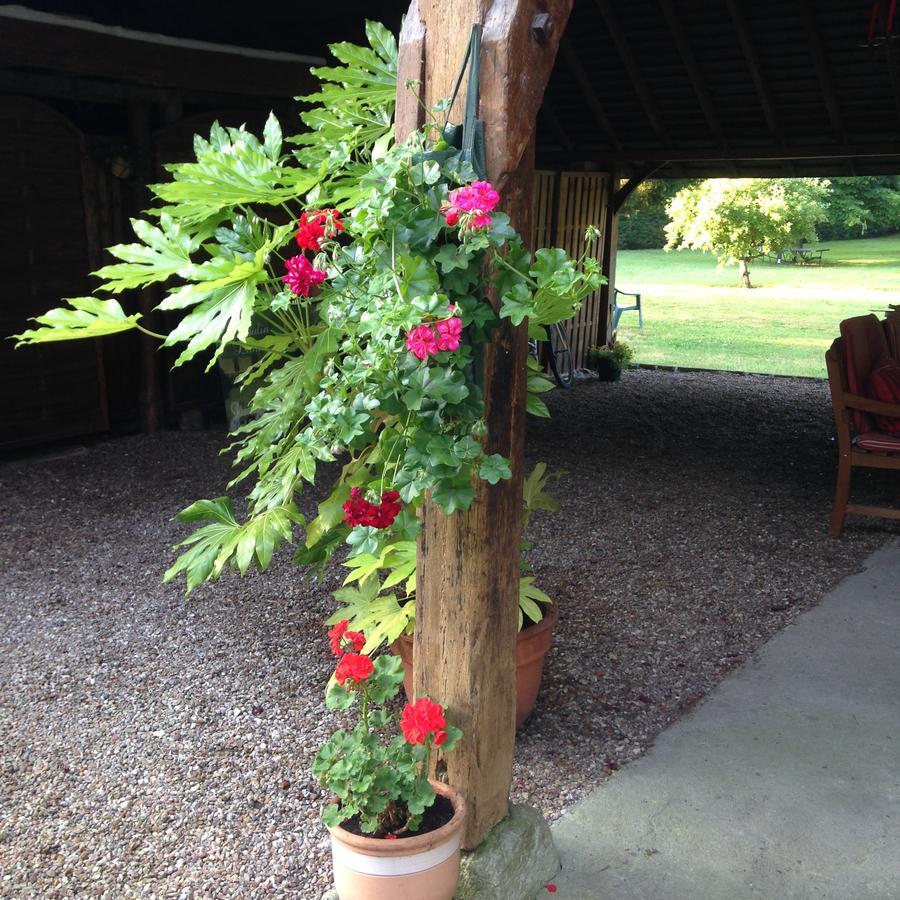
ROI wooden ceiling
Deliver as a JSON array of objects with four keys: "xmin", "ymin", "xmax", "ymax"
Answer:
[
  {"xmin": 540, "ymin": 0, "xmax": 900, "ymax": 176},
  {"xmin": 5, "ymin": 1, "xmax": 900, "ymax": 177}
]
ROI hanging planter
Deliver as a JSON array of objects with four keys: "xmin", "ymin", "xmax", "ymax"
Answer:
[{"xmin": 328, "ymin": 781, "xmax": 466, "ymax": 900}]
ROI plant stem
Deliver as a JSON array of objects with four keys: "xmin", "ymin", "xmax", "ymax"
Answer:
[
  {"xmin": 492, "ymin": 250, "xmax": 538, "ymax": 289},
  {"xmin": 135, "ymin": 323, "xmax": 167, "ymax": 341}
]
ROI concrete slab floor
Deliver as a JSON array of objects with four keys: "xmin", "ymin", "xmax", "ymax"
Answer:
[{"xmin": 546, "ymin": 538, "xmax": 900, "ymax": 900}]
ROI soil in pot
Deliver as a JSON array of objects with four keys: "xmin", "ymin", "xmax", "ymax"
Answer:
[
  {"xmin": 391, "ymin": 602, "xmax": 559, "ymax": 730},
  {"xmin": 338, "ymin": 794, "xmax": 455, "ymax": 839}
]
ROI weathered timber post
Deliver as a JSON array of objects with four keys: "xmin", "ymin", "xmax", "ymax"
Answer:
[
  {"xmin": 395, "ymin": 0, "xmax": 573, "ymax": 849},
  {"xmin": 598, "ymin": 166, "xmax": 619, "ymax": 345}
]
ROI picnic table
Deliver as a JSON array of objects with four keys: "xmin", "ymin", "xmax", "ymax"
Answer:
[{"xmin": 787, "ymin": 246, "xmax": 830, "ymax": 265}]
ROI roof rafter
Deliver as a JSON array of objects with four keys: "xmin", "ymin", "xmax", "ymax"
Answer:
[
  {"xmin": 657, "ymin": 0, "xmax": 727, "ymax": 148},
  {"xmin": 724, "ymin": 0, "xmax": 780, "ymax": 138},
  {"xmin": 795, "ymin": 0, "xmax": 846, "ymax": 141},
  {"xmin": 558, "ymin": 36, "xmax": 623, "ymax": 153},
  {"xmin": 591, "ymin": 0, "xmax": 670, "ymax": 145}
]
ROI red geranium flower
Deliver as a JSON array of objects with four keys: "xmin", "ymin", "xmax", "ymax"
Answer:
[
  {"xmin": 328, "ymin": 619, "xmax": 349, "ymax": 657},
  {"xmin": 335, "ymin": 652, "xmax": 374, "ymax": 686},
  {"xmin": 296, "ymin": 208, "xmax": 344, "ymax": 253},
  {"xmin": 342, "ymin": 488, "xmax": 403, "ymax": 529},
  {"xmin": 344, "ymin": 630, "xmax": 366, "ymax": 652},
  {"xmin": 400, "ymin": 697, "xmax": 447, "ymax": 746}
]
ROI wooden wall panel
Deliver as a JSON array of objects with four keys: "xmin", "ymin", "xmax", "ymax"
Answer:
[
  {"xmin": 533, "ymin": 169, "xmax": 609, "ymax": 370},
  {"xmin": 0, "ymin": 96, "xmax": 107, "ymax": 449}
]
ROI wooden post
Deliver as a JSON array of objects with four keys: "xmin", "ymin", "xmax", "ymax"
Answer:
[
  {"xmin": 598, "ymin": 167, "xmax": 619, "ymax": 345},
  {"xmin": 396, "ymin": 0, "xmax": 572, "ymax": 849}
]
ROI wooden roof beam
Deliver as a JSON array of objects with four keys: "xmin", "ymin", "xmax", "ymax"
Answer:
[
  {"xmin": 724, "ymin": 0, "xmax": 780, "ymax": 137},
  {"xmin": 795, "ymin": 0, "xmax": 846, "ymax": 141},
  {"xmin": 592, "ymin": 141, "xmax": 900, "ymax": 162},
  {"xmin": 658, "ymin": 0, "xmax": 727, "ymax": 148},
  {"xmin": 592, "ymin": 0, "xmax": 670, "ymax": 145},
  {"xmin": 558, "ymin": 36, "xmax": 623, "ymax": 153}
]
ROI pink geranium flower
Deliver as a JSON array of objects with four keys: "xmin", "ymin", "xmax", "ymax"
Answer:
[
  {"xmin": 442, "ymin": 180, "xmax": 500, "ymax": 231},
  {"xmin": 405, "ymin": 324, "xmax": 439, "ymax": 360},
  {"xmin": 435, "ymin": 317, "xmax": 463, "ymax": 351},
  {"xmin": 283, "ymin": 255, "xmax": 327, "ymax": 297}
]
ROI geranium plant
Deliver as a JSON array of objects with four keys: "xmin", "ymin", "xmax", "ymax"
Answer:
[
  {"xmin": 314, "ymin": 621, "xmax": 462, "ymax": 836},
  {"xmin": 12, "ymin": 21, "xmax": 603, "ymax": 591}
]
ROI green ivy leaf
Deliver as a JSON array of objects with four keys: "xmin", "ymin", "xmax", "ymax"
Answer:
[
  {"xmin": 478, "ymin": 453, "xmax": 512, "ymax": 485},
  {"xmin": 499, "ymin": 282, "xmax": 533, "ymax": 326},
  {"xmin": 431, "ymin": 475, "xmax": 475, "ymax": 514}
]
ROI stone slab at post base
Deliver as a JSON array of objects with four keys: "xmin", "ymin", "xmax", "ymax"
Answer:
[{"xmin": 321, "ymin": 803, "xmax": 558, "ymax": 900}]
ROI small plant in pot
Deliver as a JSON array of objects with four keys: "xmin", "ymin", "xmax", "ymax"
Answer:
[
  {"xmin": 589, "ymin": 340, "xmax": 634, "ymax": 381},
  {"xmin": 314, "ymin": 622, "xmax": 465, "ymax": 899},
  {"xmin": 326, "ymin": 463, "xmax": 559, "ymax": 729}
]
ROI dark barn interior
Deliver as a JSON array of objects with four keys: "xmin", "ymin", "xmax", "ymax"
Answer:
[{"xmin": 2, "ymin": 0, "xmax": 898, "ymax": 449}]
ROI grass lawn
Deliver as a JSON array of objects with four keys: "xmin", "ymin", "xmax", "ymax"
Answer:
[{"xmin": 614, "ymin": 234, "xmax": 900, "ymax": 378}]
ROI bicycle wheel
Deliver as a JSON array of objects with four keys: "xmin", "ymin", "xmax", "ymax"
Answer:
[{"xmin": 547, "ymin": 323, "xmax": 575, "ymax": 389}]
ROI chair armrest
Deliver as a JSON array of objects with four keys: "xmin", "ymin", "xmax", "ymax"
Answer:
[
  {"xmin": 613, "ymin": 289, "xmax": 640, "ymax": 300},
  {"xmin": 841, "ymin": 392, "xmax": 900, "ymax": 418}
]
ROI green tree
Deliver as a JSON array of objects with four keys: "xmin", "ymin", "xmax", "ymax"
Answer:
[
  {"xmin": 664, "ymin": 178, "xmax": 831, "ymax": 287},
  {"xmin": 819, "ymin": 176, "xmax": 900, "ymax": 240}
]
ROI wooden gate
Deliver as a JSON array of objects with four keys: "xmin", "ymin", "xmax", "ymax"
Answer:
[{"xmin": 533, "ymin": 170, "xmax": 611, "ymax": 370}]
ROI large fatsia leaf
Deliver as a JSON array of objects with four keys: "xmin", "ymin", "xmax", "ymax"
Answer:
[
  {"xmin": 93, "ymin": 214, "xmax": 203, "ymax": 293},
  {"xmin": 164, "ymin": 497, "xmax": 303, "ymax": 593},
  {"xmin": 12, "ymin": 297, "xmax": 141, "ymax": 345},
  {"xmin": 291, "ymin": 20, "xmax": 398, "ymax": 208},
  {"xmin": 159, "ymin": 266, "xmax": 264, "ymax": 369},
  {"xmin": 152, "ymin": 116, "xmax": 316, "ymax": 222}
]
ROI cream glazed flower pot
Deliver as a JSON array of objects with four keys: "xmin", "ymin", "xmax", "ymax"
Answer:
[{"xmin": 327, "ymin": 781, "xmax": 466, "ymax": 900}]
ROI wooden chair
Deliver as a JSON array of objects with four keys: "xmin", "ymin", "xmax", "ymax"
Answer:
[{"xmin": 826, "ymin": 314, "xmax": 900, "ymax": 537}]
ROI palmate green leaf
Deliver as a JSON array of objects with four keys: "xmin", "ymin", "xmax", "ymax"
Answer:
[
  {"xmin": 152, "ymin": 119, "xmax": 315, "ymax": 222},
  {"xmin": 365, "ymin": 20, "xmax": 398, "ymax": 67},
  {"xmin": 160, "ymin": 270, "xmax": 263, "ymax": 369},
  {"xmin": 262, "ymin": 112, "xmax": 282, "ymax": 162},
  {"xmin": 328, "ymin": 578, "xmax": 415, "ymax": 652},
  {"xmin": 341, "ymin": 540, "xmax": 416, "ymax": 591},
  {"xmin": 93, "ymin": 214, "xmax": 202, "ymax": 293},
  {"xmin": 477, "ymin": 453, "xmax": 512, "ymax": 485},
  {"xmin": 12, "ymin": 296, "xmax": 141, "ymax": 345},
  {"xmin": 523, "ymin": 463, "xmax": 560, "ymax": 515},
  {"xmin": 164, "ymin": 498, "xmax": 303, "ymax": 594},
  {"xmin": 305, "ymin": 481, "xmax": 351, "ymax": 551},
  {"xmin": 518, "ymin": 576, "xmax": 553, "ymax": 629},
  {"xmin": 431, "ymin": 474, "xmax": 476, "ymax": 515}
]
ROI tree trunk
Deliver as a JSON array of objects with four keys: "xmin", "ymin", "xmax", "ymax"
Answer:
[
  {"xmin": 395, "ymin": 0, "xmax": 572, "ymax": 849},
  {"xmin": 739, "ymin": 256, "xmax": 752, "ymax": 288}
]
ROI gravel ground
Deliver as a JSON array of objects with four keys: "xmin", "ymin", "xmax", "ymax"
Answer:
[{"xmin": 1, "ymin": 368, "xmax": 896, "ymax": 899}]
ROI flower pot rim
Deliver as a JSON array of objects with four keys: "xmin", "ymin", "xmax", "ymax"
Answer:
[
  {"xmin": 395, "ymin": 601, "xmax": 559, "ymax": 648},
  {"xmin": 520, "ymin": 599, "xmax": 559, "ymax": 637},
  {"xmin": 326, "ymin": 780, "xmax": 466, "ymax": 858}
]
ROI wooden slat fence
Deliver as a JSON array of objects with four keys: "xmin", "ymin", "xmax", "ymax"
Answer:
[{"xmin": 533, "ymin": 170, "xmax": 610, "ymax": 370}]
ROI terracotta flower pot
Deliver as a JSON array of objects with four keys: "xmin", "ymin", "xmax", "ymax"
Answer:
[
  {"xmin": 391, "ymin": 602, "xmax": 559, "ymax": 730},
  {"xmin": 327, "ymin": 780, "xmax": 466, "ymax": 900}
]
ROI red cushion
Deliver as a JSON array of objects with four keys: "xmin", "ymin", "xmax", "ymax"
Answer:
[
  {"xmin": 840, "ymin": 315, "xmax": 891, "ymax": 433},
  {"xmin": 867, "ymin": 363, "xmax": 900, "ymax": 436},
  {"xmin": 885, "ymin": 309, "xmax": 900, "ymax": 359},
  {"xmin": 856, "ymin": 431, "xmax": 900, "ymax": 453}
]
